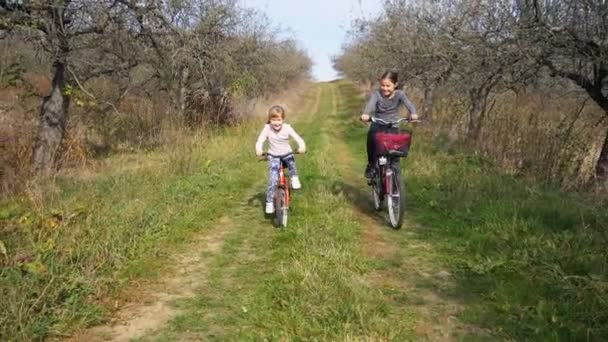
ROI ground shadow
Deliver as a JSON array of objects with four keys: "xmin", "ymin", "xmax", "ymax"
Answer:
[
  {"xmin": 246, "ymin": 191, "xmax": 274, "ymax": 222},
  {"xmin": 246, "ymin": 191, "xmax": 266, "ymax": 209},
  {"xmin": 329, "ymin": 179, "xmax": 389, "ymax": 227}
]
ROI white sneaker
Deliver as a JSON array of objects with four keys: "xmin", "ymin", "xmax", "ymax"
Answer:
[
  {"xmin": 291, "ymin": 176, "xmax": 301, "ymax": 190},
  {"xmin": 265, "ymin": 202, "xmax": 274, "ymax": 214}
]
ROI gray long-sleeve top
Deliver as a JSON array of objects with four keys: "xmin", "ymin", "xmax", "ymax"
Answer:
[{"xmin": 363, "ymin": 90, "xmax": 417, "ymax": 122}]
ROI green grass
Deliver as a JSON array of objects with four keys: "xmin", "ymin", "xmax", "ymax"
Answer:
[{"xmin": 406, "ymin": 158, "xmax": 608, "ymax": 340}]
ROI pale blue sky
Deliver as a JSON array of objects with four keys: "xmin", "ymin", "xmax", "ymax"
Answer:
[{"xmin": 240, "ymin": 0, "xmax": 381, "ymax": 81}]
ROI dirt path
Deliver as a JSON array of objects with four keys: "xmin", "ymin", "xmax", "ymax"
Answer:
[{"xmin": 68, "ymin": 214, "xmax": 234, "ymax": 341}]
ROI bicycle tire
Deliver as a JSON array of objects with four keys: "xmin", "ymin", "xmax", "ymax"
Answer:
[
  {"xmin": 274, "ymin": 188, "xmax": 288, "ymax": 228},
  {"xmin": 386, "ymin": 167, "xmax": 405, "ymax": 229},
  {"xmin": 371, "ymin": 175, "xmax": 383, "ymax": 211}
]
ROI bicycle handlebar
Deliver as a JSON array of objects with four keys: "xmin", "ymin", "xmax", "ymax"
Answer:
[
  {"xmin": 369, "ymin": 117, "xmax": 420, "ymax": 126},
  {"xmin": 257, "ymin": 151, "xmax": 302, "ymax": 161},
  {"xmin": 263, "ymin": 152, "xmax": 295, "ymax": 158}
]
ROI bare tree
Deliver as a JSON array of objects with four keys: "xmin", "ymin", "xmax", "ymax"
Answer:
[
  {"xmin": 0, "ymin": 0, "xmax": 148, "ymax": 174},
  {"xmin": 519, "ymin": 0, "xmax": 608, "ymax": 182},
  {"xmin": 119, "ymin": 0, "xmax": 311, "ymax": 125},
  {"xmin": 337, "ymin": 0, "xmax": 521, "ymax": 139}
]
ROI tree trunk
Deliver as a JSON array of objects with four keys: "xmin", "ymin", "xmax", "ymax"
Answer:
[
  {"xmin": 422, "ymin": 85, "xmax": 435, "ymax": 122},
  {"xmin": 596, "ymin": 130, "xmax": 608, "ymax": 183},
  {"xmin": 466, "ymin": 88, "xmax": 489, "ymax": 144},
  {"xmin": 32, "ymin": 59, "xmax": 70, "ymax": 174},
  {"xmin": 577, "ymin": 125, "xmax": 608, "ymax": 186}
]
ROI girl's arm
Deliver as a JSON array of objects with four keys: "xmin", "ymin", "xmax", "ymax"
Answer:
[
  {"xmin": 399, "ymin": 91, "xmax": 418, "ymax": 116},
  {"xmin": 363, "ymin": 91, "xmax": 379, "ymax": 115},
  {"xmin": 255, "ymin": 125, "xmax": 268, "ymax": 155},
  {"xmin": 361, "ymin": 91, "xmax": 379, "ymax": 121},
  {"xmin": 288, "ymin": 125, "xmax": 306, "ymax": 153}
]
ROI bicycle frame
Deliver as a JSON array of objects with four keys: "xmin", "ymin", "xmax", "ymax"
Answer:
[
  {"xmin": 260, "ymin": 152, "xmax": 299, "ymax": 228},
  {"xmin": 375, "ymin": 155, "xmax": 397, "ymax": 192},
  {"xmin": 276, "ymin": 162, "xmax": 290, "ymax": 208}
]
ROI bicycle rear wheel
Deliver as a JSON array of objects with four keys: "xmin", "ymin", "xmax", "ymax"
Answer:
[
  {"xmin": 386, "ymin": 167, "xmax": 405, "ymax": 229},
  {"xmin": 274, "ymin": 188, "xmax": 288, "ymax": 228}
]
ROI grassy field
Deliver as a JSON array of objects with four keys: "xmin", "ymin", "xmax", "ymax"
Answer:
[{"xmin": 1, "ymin": 81, "xmax": 607, "ymax": 341}]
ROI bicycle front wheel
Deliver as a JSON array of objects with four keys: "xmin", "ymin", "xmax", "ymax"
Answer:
[
  {"xmin": 274, "ymin": 188, "xmax": 288, "ymax": 228},
  {"xmin": 386, "ymin": 168, "xmax": 405, "ymax": 229},
  {"xmin": 371, "ymin": 175, "xmax": 383, "ymax": 211}
]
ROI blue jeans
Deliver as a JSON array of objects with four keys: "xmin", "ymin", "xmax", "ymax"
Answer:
[{"xmin": 266, "ymin": 154, "xmax": 298, "ymax": 203}]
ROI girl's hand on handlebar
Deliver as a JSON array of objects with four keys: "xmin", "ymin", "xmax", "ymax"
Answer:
[
  {"xmin": 256, "ymin": 151, "xmax": 267, "ymax": 161},
  {"xmin": 410, "ymin": 113, "xmax": 419, "ymax": 121},
  {"xmin": 360, "ymin": 114, "xmax": 371, "ymax": 122},
  {"xmin": 297, "ymin": 147, "xmax": 306, "ymax": 154}
]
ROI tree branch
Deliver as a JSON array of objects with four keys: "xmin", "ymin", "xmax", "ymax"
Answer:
[{"xmin": 542, "ymin": 57, "xmax": 608, "ymax": 113}]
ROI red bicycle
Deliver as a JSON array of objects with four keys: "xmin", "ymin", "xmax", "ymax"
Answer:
[
  {"xmin": 367, "ymin": 117, "xmax": 415, "ymax": 229},
  {"xmin": 260, "ymin": 152, "xmax": 299, "ymax": 228}
]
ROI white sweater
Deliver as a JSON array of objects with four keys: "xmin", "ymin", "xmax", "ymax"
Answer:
[{"xmin": 255, "ymin": 123, "xmax": 305, "ymax": 156}]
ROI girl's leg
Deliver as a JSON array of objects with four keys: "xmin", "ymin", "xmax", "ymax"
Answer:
[
  {"xmin": 366, "ymin": 124, "xmax": 377, "ymax": 166},
  {"xmin": 284, "ymin": 154, "xmax": 301, "ymax": 189},
  {"xmin": 284, "ymin": 154, "xmax": 298, "ymax": 177},
  {"xmin": 266, "ymin": 157, "xmax": 281, "ymax": 203},
  {"xmin": 366, "ymin": 123, "xmax": 381, "ymax": 177}
]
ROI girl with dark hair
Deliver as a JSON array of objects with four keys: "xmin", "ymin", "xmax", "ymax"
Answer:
[{"xmin": 360, "ymin": 71, "xmax": 418, "ymax": 177}]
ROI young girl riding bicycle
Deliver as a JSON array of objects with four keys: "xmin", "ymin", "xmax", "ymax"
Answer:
[
  {"xmin": 360, "ymin": 71, "xmax": 418, "ymax": 177},
  {"xmin": 256, "ymin": 105, "xmax": 306, "ymax": 214}
]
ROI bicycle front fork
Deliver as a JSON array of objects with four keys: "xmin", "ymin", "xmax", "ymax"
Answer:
[{"xmin": 384, "ymin": 167, "xmax": 393, "ymax": 193}]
